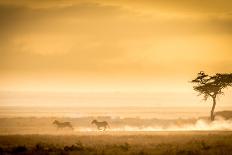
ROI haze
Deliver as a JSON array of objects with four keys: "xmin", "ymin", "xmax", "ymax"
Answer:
[{"xmin": 0, "ymin": 0, "xmax": 232, "ymax": 107}]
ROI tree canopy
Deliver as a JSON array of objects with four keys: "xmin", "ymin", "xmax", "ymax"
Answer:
[{"xmin": 191, "ymin": 72, "xmax": 232, "ymax": 100}]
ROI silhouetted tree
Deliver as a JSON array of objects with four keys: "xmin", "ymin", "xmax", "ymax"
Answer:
[{"xmin": 191, "ymin": 71, "xmax": 232, "ymax": 121}]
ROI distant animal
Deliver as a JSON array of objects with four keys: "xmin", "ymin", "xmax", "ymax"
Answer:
[
  {"xmin": 53, "ymin": 120, "xmax": 73, "ymax": 130},
  {"xmin": 91, "ymin": 120, "xmax": 110, "ymax": 131}
]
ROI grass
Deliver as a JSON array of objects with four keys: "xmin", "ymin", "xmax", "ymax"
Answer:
[{"xmin": 0, "ymin": 131, "xmax": 232, "ymax": 155}]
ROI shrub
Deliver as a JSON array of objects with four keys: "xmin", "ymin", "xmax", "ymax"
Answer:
[{"xmin": 12, "ymin": 145, "xmax": 28, "ymax": 153}]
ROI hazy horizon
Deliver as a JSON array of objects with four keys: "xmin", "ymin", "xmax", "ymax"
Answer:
[{"xmin": 0, "ymin": 90, "xmax": 232, "ymax": 107}]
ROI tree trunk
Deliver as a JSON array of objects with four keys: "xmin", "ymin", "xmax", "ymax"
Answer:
[{"xmin": 210, "ymin": 97, "xmax": 216, "ymax": 121}]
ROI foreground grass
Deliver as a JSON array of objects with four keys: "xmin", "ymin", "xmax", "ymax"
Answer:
[{"xmin": 0, "ymin": 131, "xmax": 232, "ymax": 155}]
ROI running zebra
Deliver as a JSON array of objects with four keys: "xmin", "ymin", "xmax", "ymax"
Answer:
[
  {"xmin": 53, "ymin": 120, "xmax": 73, "ymax": 130},
  {"xmin": 91, "ymin": 120, "xmax": 110, "ymax": 131}
]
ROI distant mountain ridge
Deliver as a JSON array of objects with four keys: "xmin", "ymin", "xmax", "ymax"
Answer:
[{"xmin": 215, "ymin": 111, "xmax": 232, "ymax": 119}]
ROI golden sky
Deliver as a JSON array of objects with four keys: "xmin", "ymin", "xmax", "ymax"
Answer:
[{"xmin": 0, "ymin": 0, "xmax": 232, "ymax": 93}]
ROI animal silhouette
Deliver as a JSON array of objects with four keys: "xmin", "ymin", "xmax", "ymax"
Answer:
[
  {"xmin": 91, "ymin": 120, "xmax": 110, "ymax": 131},
  {"xmin": 53, "ymin": 120, "xmax": 73, "ymax": 130}
]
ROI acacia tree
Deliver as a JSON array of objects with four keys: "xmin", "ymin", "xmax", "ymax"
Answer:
[{"xmin": 191, "ymin": 71, "xmax": 232, "ymax": 121}]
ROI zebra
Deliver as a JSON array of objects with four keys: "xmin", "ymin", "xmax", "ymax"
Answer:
[
  {"xmin": 53, "ymin": 120, "xmax": 73, "ymax": 130},
  {"xmin": 91, "ymin": 120, "xmax": 110, "ymax": 131}
]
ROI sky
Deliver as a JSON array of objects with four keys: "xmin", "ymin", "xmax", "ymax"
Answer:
[{"xmin": 0, "ymin": 0, "xmax": 232, "ymax": 106}]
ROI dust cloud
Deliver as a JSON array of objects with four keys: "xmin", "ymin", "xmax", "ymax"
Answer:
[{"xmin": 76, "ymin": 117, "xmax": 232, "ymax": 132}]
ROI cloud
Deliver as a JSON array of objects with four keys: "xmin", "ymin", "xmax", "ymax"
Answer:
[
  {"xmin": 100, "ymin": 0, "xmax": 232, "ymax": 14},
  {"xmin": 1, "ymin": 0, "xmax": 231, "ymax": 13},
  {"xmin": 0, "ymin": 1, "xmax": 232, "ymax": 79}
]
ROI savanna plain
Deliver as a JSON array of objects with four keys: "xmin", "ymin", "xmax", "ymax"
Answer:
[{"xmin": 1, "ymin": 131, "xmax": 232, "ymax": 155}]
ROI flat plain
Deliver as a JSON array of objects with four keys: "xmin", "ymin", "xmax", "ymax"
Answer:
[{"xmin": 0, "ymin": 131, "xmax": 232, "ymax": 155}]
